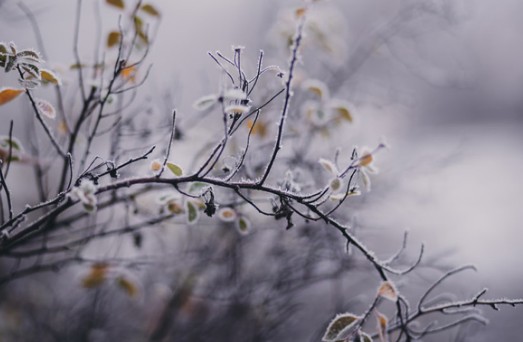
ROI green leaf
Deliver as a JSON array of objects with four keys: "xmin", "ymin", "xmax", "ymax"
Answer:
[
  {"xmin": 21, "ymin": 63, "xmax": 41, "ymax": 80},
  {"xmin": 0, "ymin": 43, "xmax": 7, "ymax": 54},
  {"xmin": 106, "ymin": 0, "xmax": 125, "ymax": 9},
  {"xmin": 116, "ymin": 276, "xmax": 138, "ymax": 298},
  {"xmin": 133, "ymin": 16, "xmax": 149, "ymax": 45},
  {"xmin": 185, "ymin": 201, "xmax": 199, "ymax": 225},
  {"xmin": 322, "ymin": 313, "xmax": 361, "ymax": 341},
  {"xmin": 236, "ymin": 216, "xmax": 251, "ymax": 235},
  {"xmin": 188, "ymin": 182, "xmax": 207, "ymax": 194},
  {"xmin": 166, "ymin": 162, "xmax": 183, "ymax": 176},
  {"xmin": 1, "ymin": 136, "xmax": 23, "ymax": 151},
  {"xmin": 16, "ymin": 49, "xmax": 41, "ymax": 61},
  {"xmin": 141, "ymin": 3, "xmax": 160, "ymax": 17},
  {"xmin": 355, "ymin": 332, "xmax": 373, "ymax": 342}
]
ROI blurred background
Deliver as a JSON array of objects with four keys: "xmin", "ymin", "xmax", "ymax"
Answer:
[{"xmin": 1, "ymin": 0, "xmax": 523, "ymax": 340}]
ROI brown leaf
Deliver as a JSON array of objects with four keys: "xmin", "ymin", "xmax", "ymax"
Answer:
[
  {"xmin": 378, "ymin": 281, "xmax": 398, "ymax": 302},
  {"xmin": 82, "ymin": 263, "xmax": 109, "ymax": 288},
  {"xmin": 141, "ymin": 3, "xmax": 160, "ymax": 17},
  {"xmin": 107, "ymin": 31, "xmax": 121, "ymax": 48},
  {"xmin": 116, "ymin": 276, "xmax": 138, "ymax": 298},
  {"xmin": 106, "ymin": 0, "xmax": 125, "ymax": 9}
]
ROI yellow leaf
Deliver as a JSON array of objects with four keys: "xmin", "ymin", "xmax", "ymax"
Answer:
[
  {"xmin": 121, "ymin": 65, "xmax": 136, "ymax": 83},
  {"xmin": 376, "ymin": 311, "xmax": 388, "ymax": 342},
  {"xmin": 247, "ymin": 119, "xmax": 268, "ymax": 138},
  {"xmin": 377, "ymin": 281, "xmax": 398, "ymax": 302},
  {"xmin": 107, "ymin": 31, "xmax": 121, "ymax": 48},
  {"xmin": 116, "ymin": 276, "xmax": 138, "ymax": 298},
  {"xmin": 295, "ymin": 7, "xmax": 307, "ymax": 18},
  {"xmin": 166, "ymin": 199, "xmax": 184, "ymax": 214},
  {"xmin": 141, "ymin": 3, "xmax": 160, "ymax": 17},
  {"xmin": 0, "ymin": 88, "xmax": 24, "ymax": 106},
  {"xmin": 81, "ymin": 263, "xmax": 109, "ymax": 288},
  {"xmin": 336, "ymin": 106, "xmax": 352, "ymax": 122},
  {"xmin": 106, "ymin": 0, "xmax": 125, "ymax": 9},
  {"xmin": 359, "ymin": 153, "xmax": 373, "ymax": 167},
  {"xmin": 40, "ymin": 69, "xmax": 61, "ymax": 85}
]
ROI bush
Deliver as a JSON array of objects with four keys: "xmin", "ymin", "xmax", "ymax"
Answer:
[{"xmin": 0, "ymin": 1, "xmax": 521, "ymax": 341}]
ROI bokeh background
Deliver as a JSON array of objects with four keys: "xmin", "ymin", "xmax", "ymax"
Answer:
[{"xmin": 1, "ymin": 0, "xmax": 523, "ymax": 340}]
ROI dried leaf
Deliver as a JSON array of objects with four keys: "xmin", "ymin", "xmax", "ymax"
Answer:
[
  {"xmin": 295, "ymin": 7, "xmax": 307, "ymax": 18},
  {"xmin": 376, "ymin": 312, "xmax": 388, "ymax": 342},
  {"xmin": 116, "ymin": 276, "xmax": 138, "ymax": 298},
  {"xmin": 81, "ymin": 263, "xmax": 109, "ymax": 288},
  {"xmin": 0, "ymin": 88, "xmax": 24, "ymax": 106},
  {"xmin": 246, "ymin": 119, "xmax": 268, "ymax": 138},
  {"xmin": 141, "ymin": 3, "xmax": 160, "ymax": 17},
  {"xmin": 106, "ymin": 0, "xmax": 125, "ymax": 9},
  {"xmin": 218, "ymin": 207, "xmax": 237, "ymax": 222},
  {"xmin": 322, "ymin": 313, "xmax": 361, "ymax": 341},
  {"xmin": 166, "ymin": 199, "xmax": 184, "ymax": 214},
  {"xmin": 35, "ymin": 98, "xmax": 56, "ymax": 119},
  {"xmin": 121, "ymin": 65, "xmax": 137, "ymax": 83},
  {"xmin": 166, "ymin": 162, "xmax": 183, "ymax": 177},
  {"xmin": 107, "ymin": 31, "xmax": 121, "ymax": 48},
  {"xmin": 378, "ymin": 281, "xmax": 398, "ymax": 302},
  {"xmin": 359, "ymin": 153, "xmax": 373, "ymax": 167}
]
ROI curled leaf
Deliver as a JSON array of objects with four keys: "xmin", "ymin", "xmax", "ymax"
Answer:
[
  {"xmin": 246, "ymin": 119, "xmax": 268, "ymax": 138},
  {"xmin": 0, "ymin": 87, "xmax": 24, "ymax": 106},
  {"xmin": 378, "ymin": 281, "xmax": 398, "ymax": 302}
]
